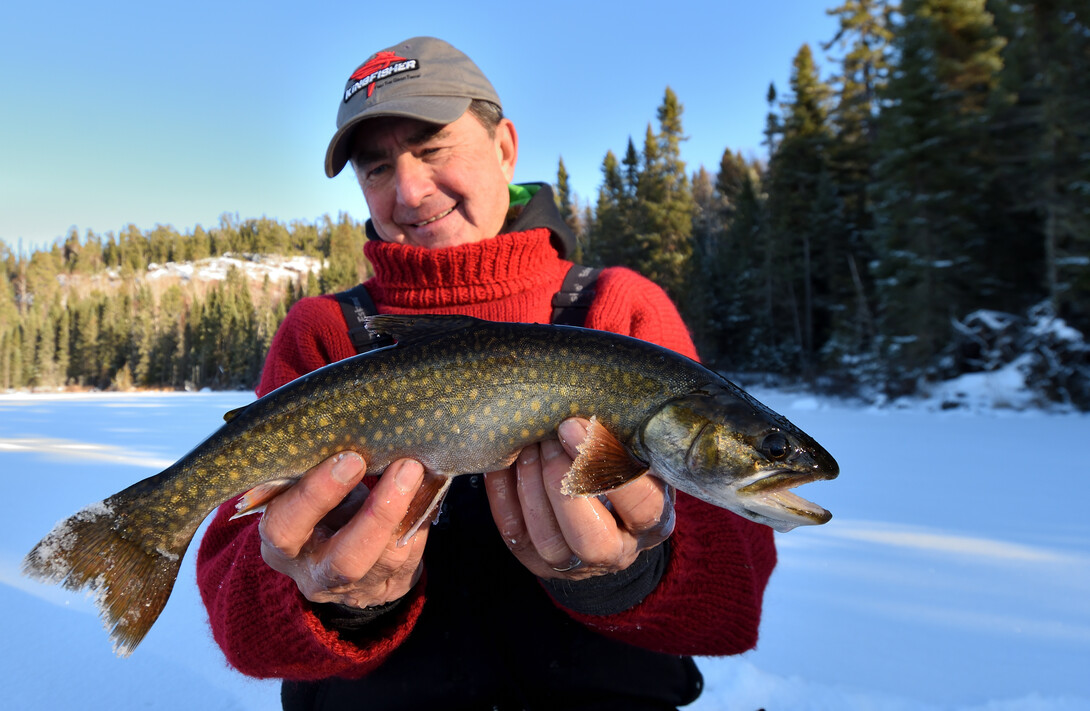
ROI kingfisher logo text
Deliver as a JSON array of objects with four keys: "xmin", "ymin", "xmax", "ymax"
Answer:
[{"xmin": 345, "ymin": 52, "xmax": 418, "ymax": 102}]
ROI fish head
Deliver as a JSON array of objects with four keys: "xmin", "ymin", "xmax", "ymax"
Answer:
[{"xmin": 637, "ymin": 384, "xmax": 839, "ymax": 532}]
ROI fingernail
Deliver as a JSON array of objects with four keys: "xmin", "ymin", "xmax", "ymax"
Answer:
[
  {"xmin": 557, "ymin": 419, "xmax": 584, "ymax": 447},
  {"xmin": 519, "ymin": 446, "xmax": 540, "ymax": 466},
  {"xmin": 541, "ymin": 438, "xmax": 563, "ymax": 462},
  {"xmin": 331, "ymin": 452, "xmax": 363, "ymax": 484},
  {"xmin": 393, "ymin": 459, "xmax": 424, "ymax": 494}
]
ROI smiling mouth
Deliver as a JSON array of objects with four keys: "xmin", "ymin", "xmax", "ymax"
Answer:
[{"xmin": 412, "ymin": 206, "xmax": 454, "ymax": 228}]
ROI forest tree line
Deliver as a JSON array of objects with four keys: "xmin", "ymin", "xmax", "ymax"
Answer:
[
  {"xmin": 0, "ymin": 214, "xmax": 371, "ymax": 391},
  {"xmin": 2, "ymin": 0, "xmax": 1088, "ymax": 407},
  {"xmin": 562, "ymin": 0, "xmax": 1090, "ymax": 407}
]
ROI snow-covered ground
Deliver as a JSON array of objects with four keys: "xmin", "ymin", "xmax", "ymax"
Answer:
[{"xmin": 2, "ymin": 387, "xmax": 1088, "ymax": 710}]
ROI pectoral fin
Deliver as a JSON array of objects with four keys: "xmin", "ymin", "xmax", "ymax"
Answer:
[
  {"xmin": 560, "ymin": 417, "xmax": 648, "ymax": 496},
  {"xmin": 394, "ymin": 471, "xmax": 452, "ymax": 547},
  {"xmin": 231, "ymin": 478, "xmax": 299, "ymax": 519}
]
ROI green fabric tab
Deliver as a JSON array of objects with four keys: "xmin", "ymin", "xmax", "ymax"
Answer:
[{"xmin": 508, "ymin": 183, "xmax": 540, "ymax": 207}]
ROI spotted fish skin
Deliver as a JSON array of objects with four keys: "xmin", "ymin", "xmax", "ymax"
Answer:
[{"xmin": 22, "ymin": 314, "xmax": 838, "ymax": 657}]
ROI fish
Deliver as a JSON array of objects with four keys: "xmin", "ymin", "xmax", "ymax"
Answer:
[{"xmin": 23, "ymin": 314, "xmax": 838, "ymax": 656}]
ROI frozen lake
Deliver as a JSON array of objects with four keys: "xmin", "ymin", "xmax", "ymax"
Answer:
[{"xmin": 2, "ymin": 391, "xmax": 1088, "ymax": 710}]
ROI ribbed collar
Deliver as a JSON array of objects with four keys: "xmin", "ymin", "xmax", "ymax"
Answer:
[{"xmin": 363, "ymin": 228, "xmax": 564, "ymax": 308}]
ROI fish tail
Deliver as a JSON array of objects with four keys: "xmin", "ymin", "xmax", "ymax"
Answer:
[{"xmin": 22, "ymin": 495, "xmax": 190, "ymax": 657}]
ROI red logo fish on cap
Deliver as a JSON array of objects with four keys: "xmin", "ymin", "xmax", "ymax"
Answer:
[{"xmin": 350, "ymin": 51, "xmax": 410, "ymax": 98}]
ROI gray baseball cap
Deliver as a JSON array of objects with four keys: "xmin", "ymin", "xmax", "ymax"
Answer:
[{"xmin": 324, "ymin": 36, "xmax": 502, "ymax": 178}]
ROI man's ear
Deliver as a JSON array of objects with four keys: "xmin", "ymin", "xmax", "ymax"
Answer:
[{"xmin": 494, "ymin": 118, "xmax": 518, "ymax": 182}]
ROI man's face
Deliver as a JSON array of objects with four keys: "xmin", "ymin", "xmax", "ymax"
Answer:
[{"xmin": 349, "ymin": 111, "xmax": 518, "ymax": 249}]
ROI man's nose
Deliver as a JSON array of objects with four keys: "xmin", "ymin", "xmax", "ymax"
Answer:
[{"xmin": 394, "ymin": 157, "xmax": 434, "ymax": 207}]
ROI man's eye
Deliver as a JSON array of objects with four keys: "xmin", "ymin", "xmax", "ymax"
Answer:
[{"xmin": 367, "ymin": 164, "xmax": 389, "ymax": 179}]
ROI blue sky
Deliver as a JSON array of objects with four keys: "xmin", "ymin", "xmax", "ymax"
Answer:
[{"xmin": 0, "ymin": 1, "xmax": 839, "ymax": 253}]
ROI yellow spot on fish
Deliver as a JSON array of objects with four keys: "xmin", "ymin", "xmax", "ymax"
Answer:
[
  {"xmin": 500, "ymin": 425, "xmax": 510, "ymax": 435},
  {"xmin": 287, "ymin": 444, "xmax": 299, "ymax": 456},
  {"xmin": 388, "ymin": 405, "xmax": 398, "ymax": 415},
  {"xmin": 530, "ymin": 400, "xmax": 541, "ymax": 412},
  {"xmin": 417, "ymin": 418, "xmax": 426, "ymax": 427},
  {"xmin": 214, "ymin": 455, "xmax": 227, "ymax": 467},
  {"xmin": 425, "ymin": 432, "xmax": 434, "ymax": 442},
  {"xmin": 395, "ymin": 426, "xmax": 405, "ymax": 436},
  {"xmin": 521, "ymin": 428, "xmax": 531, "ymax": 439},
  {"xmin": 374, "ymin": 431, "xmax": 384, "ymax": 441}
]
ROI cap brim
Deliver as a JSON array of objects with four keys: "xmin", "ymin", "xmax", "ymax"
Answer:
[{"xmin": 324, "ymin": 95, "xmax": 472, "ymax": 178}]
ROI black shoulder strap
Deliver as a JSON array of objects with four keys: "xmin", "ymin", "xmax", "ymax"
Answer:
[
  {"xmin": 336, "ymin": 266, "xmax": 601, "ymax": 354},
  {"xmin": 551, "ymin": 265, "xmax": 602, "ymax": 327},
  {"xmin": 333, "ymin": 284, "xmax": 394, "ymax": 355}
]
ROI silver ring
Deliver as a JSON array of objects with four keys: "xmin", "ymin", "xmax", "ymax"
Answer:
[{"xmin": 551, "ymin": 555, "xmax": 582, "ymax": 573}]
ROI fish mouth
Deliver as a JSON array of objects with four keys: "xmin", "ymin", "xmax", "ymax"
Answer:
[{"xmin": 735, "ymin": 470, "xmax": 834, "ymax": 532}]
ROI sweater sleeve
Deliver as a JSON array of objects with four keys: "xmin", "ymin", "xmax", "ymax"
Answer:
[
  {"xmin": 567, "ymin": 266, "xmax": 778, "ymax": 656},
  {"xmin": 195, "ymin": 295, "xmax": 427, "ymax": 679}
]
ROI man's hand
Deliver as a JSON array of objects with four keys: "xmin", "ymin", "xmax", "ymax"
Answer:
[
  {"xmin": 258, "ymin": 452, "xmax": 428, "ymax": 609},
  {"xmin": 483, "ymin": 418, "xmax": 675, "ymax": 581}
]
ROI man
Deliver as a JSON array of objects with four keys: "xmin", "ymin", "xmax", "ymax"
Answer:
[{"xmin": 197, "ymin": 37, "xmax": 776, "ymax": 710}]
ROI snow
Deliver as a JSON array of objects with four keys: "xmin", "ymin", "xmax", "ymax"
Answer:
[
  {"xmin": 2, "ymin": 390, "xmax": 1088, "ymax": 710},
  {"xmin": 143, "ymin": 253, "xmax": 323, "ymax": 284}
]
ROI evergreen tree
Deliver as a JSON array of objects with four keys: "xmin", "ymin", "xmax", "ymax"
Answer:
[
  {"xmin": 587, "ymin": 150, "xmax": 636, "ymax": 268},
  {"xmin": 319, "ymin": 214, "xmax": 369, "ymax": 293},
  {"xmin": 822, "ymin": 0, "xmax": 895, "ymax": 362},
  {"xmin": 990, "ymin": 0, "xmax": 1090, "ymax": 332},
  {"xmin": 870, "ymin": 0, "xmax": 1007, "ymax": 388},
  {"xmin": 764, "ymin": 44, "xmax": 837, "ymax": 374},
  {"xmin": 633, "ymin": 87, "xmax": 695, "ymax": 301}
]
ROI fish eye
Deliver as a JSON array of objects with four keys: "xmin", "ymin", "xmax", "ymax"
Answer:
[{"xmin": 761, "ymin": 431, "xmax": 790, "ymax": 460}]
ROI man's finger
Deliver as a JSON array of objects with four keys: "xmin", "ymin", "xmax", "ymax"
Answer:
[
  {"xmin": 259, "ymin": 452, "xmax": 366, "ymax": 557},
  {"xmin": 605, "ymin": 477, "xmax": 672, "ymax": 536},
  {"xmin": 516, "ymin": 442, "xmax": 574, "ymax": 568},
  {"xmin": 327, "ymin": 458, "xmax": 425, "ymax": 574},
  {"xmin": 484, "ymin": 466, "xmax": 526, "ymax": 548}
]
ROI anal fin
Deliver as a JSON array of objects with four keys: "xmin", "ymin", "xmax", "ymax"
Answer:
[
  {"xmin": 394, "ymin": 471, "xmax": 452, "ymax": 547},
  {"xmin": 230, "ymin": 478, "xmax": 298, "ymax": 519},
  {"xmin": 560, "ymin": 416, "xmax": 648, "ymax": 496}
]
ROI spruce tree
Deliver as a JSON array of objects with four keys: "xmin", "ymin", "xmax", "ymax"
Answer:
[
  {"xmin": 870, "ymin": 0, "xmax": 1007, "ymax": 388},
  {"xmin": 822, "ymin": 0, "xmax": 895, "ymax": 364},
  {"xmin": 633, "ymin": 87, "xmax": 695, "ymax": 301},
  {"xmin": 764, "ymin": 44, "xmax": 836, "ymax": 374}
]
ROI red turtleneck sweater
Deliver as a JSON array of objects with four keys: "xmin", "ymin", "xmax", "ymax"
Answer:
[{"xmin": 196, "ymin": 228, "xmax": 776, "ymax": 680}]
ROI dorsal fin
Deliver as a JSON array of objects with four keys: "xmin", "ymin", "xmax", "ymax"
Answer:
[
  {"xmin": 222, "ymin": 405, "xmax": 249, "ymax": 422},
  {"xmin": 363, "ymin": 314, "xmax": 484, "ymax": 348}
]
